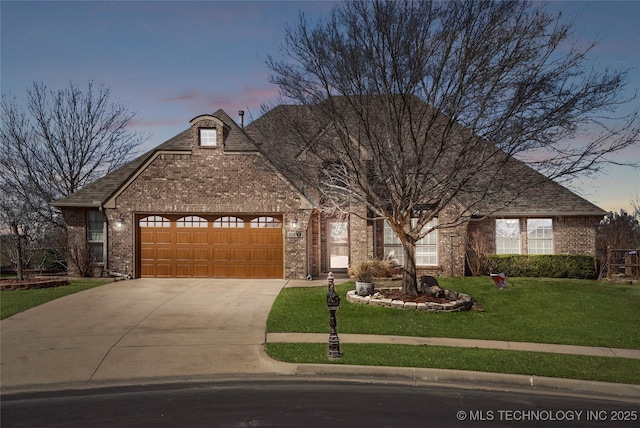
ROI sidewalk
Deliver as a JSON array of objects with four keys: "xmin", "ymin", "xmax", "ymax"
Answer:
[{"xmin": 267, "ymin": 333, "xmax": 640, "ymax": 359}]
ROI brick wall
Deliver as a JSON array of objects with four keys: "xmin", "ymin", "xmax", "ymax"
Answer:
[
  {"xmin": 554, "ymin": 216, "xmax": 600, "ymax": 256},
  {"xmin": 102, "ymin": 118, "xmax": 313, "ymax": 279}
]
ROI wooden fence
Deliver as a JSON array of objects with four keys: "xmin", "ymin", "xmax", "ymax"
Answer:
[{"xmin": 606, "ymin": 247, "xmax": 640, "ymax": 279}]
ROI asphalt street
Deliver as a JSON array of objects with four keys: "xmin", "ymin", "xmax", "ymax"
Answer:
[{"xmin": 2, "ymin": 380, "xmax": 638, "ymax": 427}]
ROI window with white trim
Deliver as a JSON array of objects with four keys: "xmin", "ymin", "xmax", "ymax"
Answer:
[
  {"xmin": 199, "ymin": 128, "xmax": 217, "ymax": 147},
  {"xmin": 87, "ymin": 210, "xmax": 106, "ymax": 263},
  {"xmin": 496, "ymin": 219, "xmax": 520, "ymax": 254},
  {"xmin": 527, "ymin": 218, "xmax": 553, "ymax": 254},
  {"xmin": 384, "ymin": 219, "xmax": 438, "ymax": 266}
]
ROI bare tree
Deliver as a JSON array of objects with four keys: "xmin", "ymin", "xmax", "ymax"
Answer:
[
  {"xmin": 261, "ymin": 0, "xmax": 639, "ymax": 295},
  {"xmin": 1, "ymin": 81, "xmax": 146, "ymax": 277},
  {"xmin": 631, "ymin": 193, "xmax": 640, "ymax": 220},
  {"xmin": 597, "ymin": 210, "xmax": 640, "ymax": 251}
]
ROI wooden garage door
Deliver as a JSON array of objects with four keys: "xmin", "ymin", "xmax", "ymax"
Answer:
[{"xmin": 139, "ymin": 215, "xmax": 283, "ymax": 278}]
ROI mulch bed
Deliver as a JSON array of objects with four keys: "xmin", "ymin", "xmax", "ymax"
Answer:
[
  {"xmin": 0, "ymin": 278, "xmax": 69, "ymax": 291},
  {"xmin": 377, "ymin": 288, "xmax": 453, "ymax": 304}
]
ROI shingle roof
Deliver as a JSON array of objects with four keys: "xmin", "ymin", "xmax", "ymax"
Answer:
[
  {"xmin": 247, "ymin": 102, "xmax": 606, "ymax": 218},
  {"xmin": 52, "ymin": 109, "xmax": 258, "ymax": 208},
  {"xmin": 211, "ymin": 109, "xmax": 258, "ymax": 152},
  {"xmin": 52, "ymin": 129, "xmax": 192, "ymax": 207},
  {"xmin": 54, "ymin": 103, "xmax": 606, "ymax": 218}
]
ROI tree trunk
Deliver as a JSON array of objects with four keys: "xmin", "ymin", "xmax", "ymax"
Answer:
[
  {"xmin": 10, "ymin": 223, "xmax": 25, "ymax": 281},
  {"xmin": 401, "ymin": 238, "xmax": 419, "ymax": 296}
]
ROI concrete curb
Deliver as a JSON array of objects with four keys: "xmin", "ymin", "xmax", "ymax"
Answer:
[
  {"xmin": 290, "ymin": 364, "xmax": 640, "ymax": 403},
  {"xmin": 4, "ymin": 363, "xmax": 637, "ymax": 404}
]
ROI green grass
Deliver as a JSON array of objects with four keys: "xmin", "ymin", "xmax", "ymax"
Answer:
[
  {"xmin": 0, "ymin": 279, "xmax": 111, "ymax": 320},
  {"xmin": 266, "ymin": 277, "xmax": 640, "ymax": 384},
  {"xmin": 267, "ymin": 277, "xmax": 640, "ymax": 349},
  {"xmin": 266, "ymin": 343, "xmax": 640, "ymax": 385}
]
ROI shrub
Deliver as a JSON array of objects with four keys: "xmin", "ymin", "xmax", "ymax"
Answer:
[
  {"xmin": 348, "ymin": 259, "xmax": 393, "ymax": 280},
  {"xmin": 482, "ymin": 254, "xmax": 596, "ymax": 279}
]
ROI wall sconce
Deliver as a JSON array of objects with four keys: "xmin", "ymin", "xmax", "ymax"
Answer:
[
  {"xmin": 115, "ymin": 219, "xmax": 124, "ymax": 230},
  {"xmin": 287, "ymin": 218, "xmax": 302, "ymax": 238}
]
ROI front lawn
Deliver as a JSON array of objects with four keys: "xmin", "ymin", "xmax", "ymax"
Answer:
[
  {"xmin": 266, "ymin": 277, "xmax": 640, "ymax": 384},
  {"xmin": 266, "ymin": 343, "xmax": 640, "ymax": 385},
  {"xmin": 0, "ymin": 279, "xmax": 111, "ymax": 320},
  {"xmin": 267, "ymin": 277, "xmax": 640, "ymax": 349}
]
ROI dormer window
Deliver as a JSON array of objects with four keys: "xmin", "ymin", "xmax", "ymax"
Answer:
[{"xmin": 199, "ymin": 128, "xmax": 217, "ymax": 147}]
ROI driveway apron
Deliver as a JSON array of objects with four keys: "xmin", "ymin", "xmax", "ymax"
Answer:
[{"xmin": 0, "ymin": 278, "xmax": 287, "ymax": 391}]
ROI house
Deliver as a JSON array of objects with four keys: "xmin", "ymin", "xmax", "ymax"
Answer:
[{"xmin": 53, "ymin": 106, "xmax": 606, "ymax": 279}]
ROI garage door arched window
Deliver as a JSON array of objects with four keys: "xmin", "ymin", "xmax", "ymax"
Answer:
[
  {"xmin": 139, "ymin": 216, "xmax": 170, "ymax": 227},
  {"xmin": 251, "ymin": 216, "xmax": 282, "ymax": 228},
  {"xmin": 213, "ymin": 216, "xmax": 244, "ymax": 228},
  {"xmin": 177, "ymin": 216, "xmax": 208, "ymax": 228}
]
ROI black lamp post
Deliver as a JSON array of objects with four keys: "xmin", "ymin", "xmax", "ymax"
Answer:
[{"xmin": 326, "ymin": 272, "xmax": 342, "ymax": 359}]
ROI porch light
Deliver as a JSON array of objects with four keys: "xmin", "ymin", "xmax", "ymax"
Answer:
[
  {"xmin": 290, "ymin": 218, "xmax": 298, "ymax": 230},
  {"xmin": 115, "ymin": 219, "xmax": 124, "ymax": 230}
]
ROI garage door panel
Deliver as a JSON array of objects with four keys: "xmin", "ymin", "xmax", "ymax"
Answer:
[
  {"xmin": 227, "ymin": 264, "xmax": 247, "ymax": 278},
  {"xmin": 176, "ymin": 231, "xmax": 193, "ymax": 244},
  {"xmin": 193, "ymin": 247, "xmax": 209, "ymax": 260},
  {"xmin": 175, "ymin": 264, "xmax": 192, "ymax": 277},
  {"xmin": 154, "ymin": 263, "xmax": 173, "ymax": 277},
  {"xmin": 230, "ymin": 248, "xmax": 247, "ymax": 261},
  {"xmin": 250, "ymin": 248, "xmax": 267, "ymax": 260},
  {"xmin": 193, "ymin": 231, "xmax": 208, "ymax": 244},
  {"xmin": 156, "ymin": 247, "xmax": 173, "ymax": 260},
  {"xmin": 192, "ymin": 264, "xmax": 209, "ymax": 277},
  {"xmin": 175, "ymin": 247, "xmax": 194, "ymax": 259},
  {"xmin": 155, "ymin": 231, "xmax": 172, "ymax": 244},
  {"xmin": 229, "ymin": 230, "xmax": 245, "ymax": 245},
  {"xmin": 140, "ymin": 247, "xmax": 157, "ymax": 259},
  {"xmin": 267, "ymin": 248, "xmax": 283, "ymax": 260}
]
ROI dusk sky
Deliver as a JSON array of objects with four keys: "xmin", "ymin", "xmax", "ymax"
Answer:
[{"xmin": 2, "ymin": 1, "xmax": 638, "ymax": 212}]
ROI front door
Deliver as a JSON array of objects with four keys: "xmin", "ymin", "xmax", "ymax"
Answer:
[{"xmin": 327, "ymin": 220, "xmax": 349, "ymax": 271}]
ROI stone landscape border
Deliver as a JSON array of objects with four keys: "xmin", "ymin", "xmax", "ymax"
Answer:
[{"xmin": 346, "ymin": 287, "xmax": 477, "ymax": 312}]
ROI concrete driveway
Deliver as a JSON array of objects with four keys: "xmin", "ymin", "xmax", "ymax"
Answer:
[{"xmin": 1, "ymin": 278, "xmax": 293, "ymax": 392}]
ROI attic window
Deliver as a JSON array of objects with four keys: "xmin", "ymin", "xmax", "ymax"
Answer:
[{"xmin": 199, "ymin": 128, "xmax": 217, "ymax": 147}]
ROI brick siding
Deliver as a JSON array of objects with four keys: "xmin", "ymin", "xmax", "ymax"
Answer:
[{"xmin": 100, "ymin": 117, "xmax": 313, "ymax": 279}]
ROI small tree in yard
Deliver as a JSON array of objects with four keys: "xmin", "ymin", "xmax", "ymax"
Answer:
[
  {"xmin": 597, "ymin": 209, "xmax": 640, "ymax": 253},
  {"xmin": 0, "ymin": 81, "xmax": 146, "ymax": 277},
  {"xmin": 263, "ymin": 0, "xmax": 639, "ymax": 295}
]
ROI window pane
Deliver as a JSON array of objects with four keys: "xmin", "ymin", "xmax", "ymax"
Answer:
[
  {"xmin": 89, "ymin": 242, "xmax": 104, "ymax": 263},
  {"xmin": 177, "ymin": 216, "xmax": 208, "ymax": 227},
  {"xmin": 214, "ymin": 216, "xmax": 244, "ymax": 228},
  {"xmin": 139, "ymin": 216, "xmax": 170, "ymax": 227},
  {"xmin": 250, "ymin": 216, "xmax": 282, "ymax": 228},
  {"xmin": 383, "ymin": 220, "xmax": 437, "ymax": 266},
  {"xmin": 87, "ymin": 210, "xmax": 105, "ymax": 263},
  {"xmin": 496, "ymin": 219, "xmax": 520, "ymax": 254},
  {"xmin": 200, "ymin": 128, "xmax": 217, "ymax": 146},
  {"xmin": 528, "ymin": 218, "xmax": 553, "ymax": 254}
]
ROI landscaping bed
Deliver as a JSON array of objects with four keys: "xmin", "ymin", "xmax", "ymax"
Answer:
[{"xmin": 0, "ymin": 277, "xmax": 69, "ymax": 291}]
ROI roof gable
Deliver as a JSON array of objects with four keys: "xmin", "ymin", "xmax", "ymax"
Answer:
[{"xmin": 53, "ymin": 108, "xmax": 260, "ymax": 208}]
